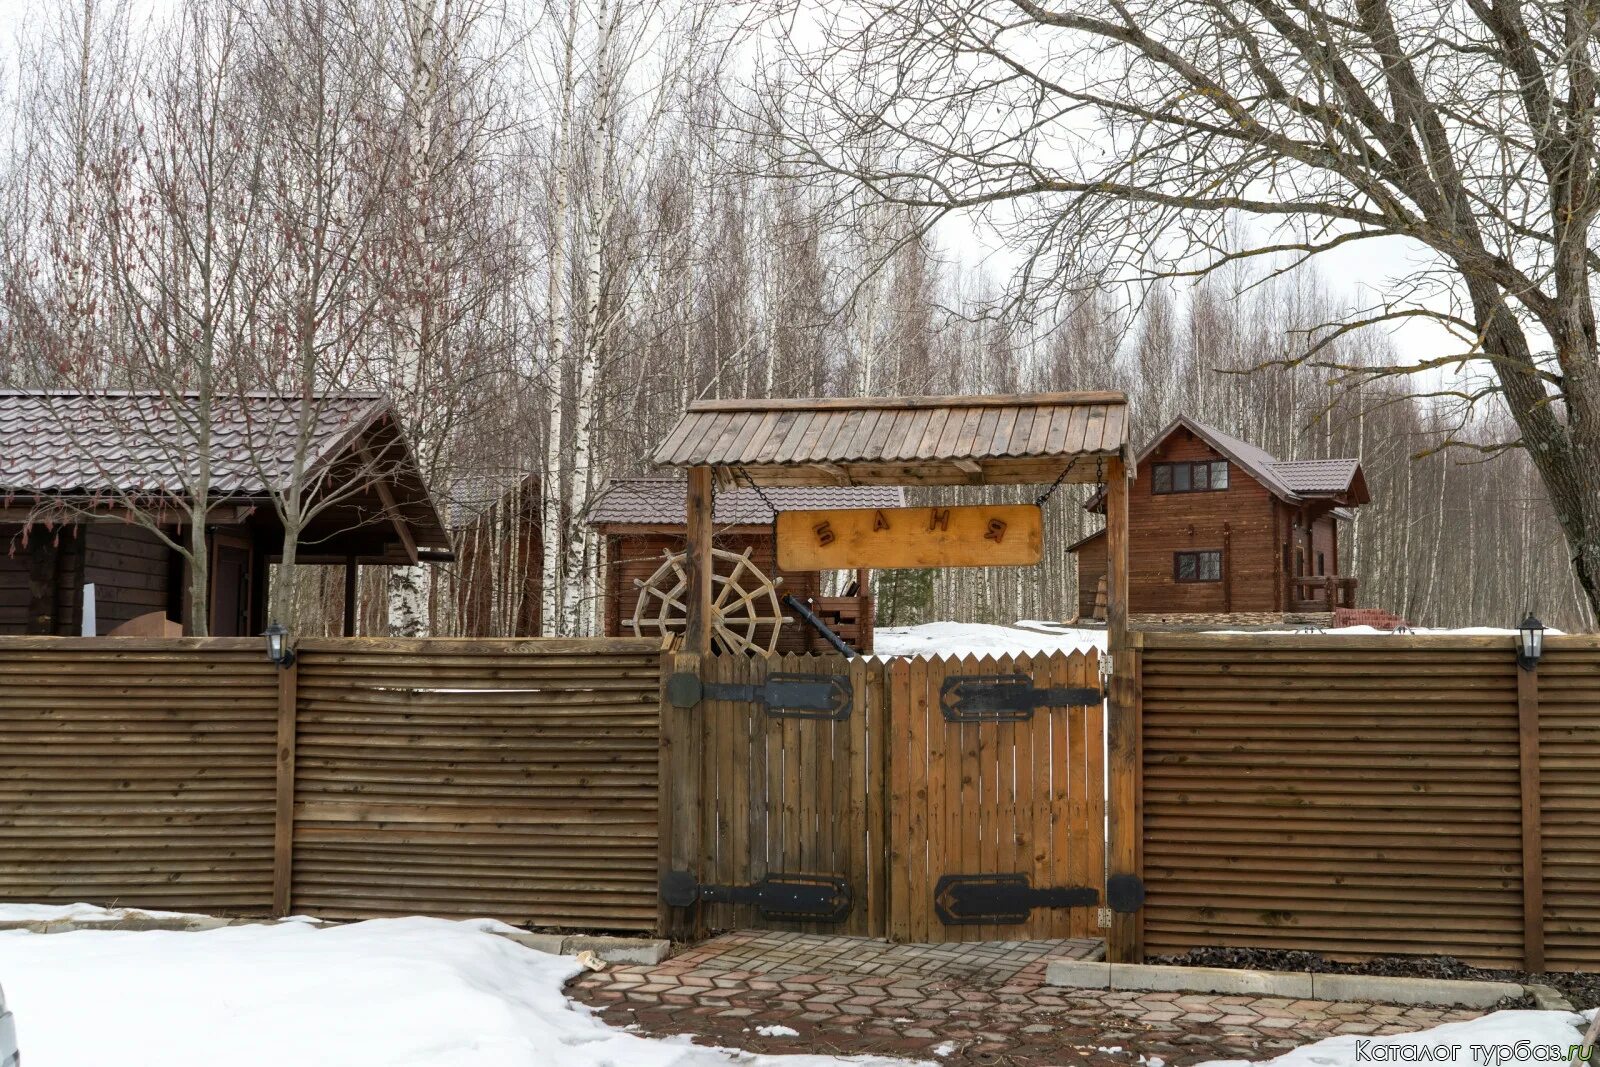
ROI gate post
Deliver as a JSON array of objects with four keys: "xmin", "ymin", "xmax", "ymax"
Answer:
[
  {"xmin": 660, "ymin": 648, "xmax": 704, "ymax": 940},
  {"xmin": 271, "ymin": 645, "xmax": 299, "ymax": 918},
  {"xmin": 1517, "ymin": 652, "xmax": 1544, "ymax": 972},
  {"xmin": 1105, "ymin": 457, "xmax": 1143, "ymax": 963}
]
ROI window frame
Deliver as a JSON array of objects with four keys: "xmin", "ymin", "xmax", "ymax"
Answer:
[
  {"xmin": 1173, "ymin": 549, "xmax": 1224, "ymax": 583},
  {"xmin": 1152, "ymin": 459, "xmax": 1229, "ymax": 494}
]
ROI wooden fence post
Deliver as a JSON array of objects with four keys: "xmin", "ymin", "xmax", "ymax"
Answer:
[
  {"xmin": 1105, "ymin": 458, "xmax": 1142, "ymax": 963},
  {"xmin": 272, "ymin": 648, "xmax": 299, "ymax": 917},
  {"xmin": 1517, "ymin": 656, "xmax": 1544, "ymax": 972},
  {"xmin": 662, "ymin": 649, "xmax": 703, "ymax": 940}
]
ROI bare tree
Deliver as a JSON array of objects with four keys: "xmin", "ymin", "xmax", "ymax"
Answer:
[{"xmin": 764, "ymin": 0, "xmax": 1600, "ymax": 617}]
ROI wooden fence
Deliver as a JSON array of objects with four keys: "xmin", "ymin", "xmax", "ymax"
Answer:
[
  {"xmin": 662, "ymin": 649, "xmax": 1106, "ymax": 943},
  {"xmin": 1135, "ymin": 631, "xmax": 1600, "ymax": 972},
  {"xmin": 0, "ymin": 635, "xmax": 666, "ymax": 931}
]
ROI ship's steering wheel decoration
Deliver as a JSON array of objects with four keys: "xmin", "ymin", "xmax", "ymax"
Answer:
[{"xmin": 629, "ymin": 546, "xmax": 787, "ymax": 655}]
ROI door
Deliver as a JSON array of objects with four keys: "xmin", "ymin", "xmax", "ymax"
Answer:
[{"xmin": 209, "ymin": 535, "xmax": 253, "ymax": 637}]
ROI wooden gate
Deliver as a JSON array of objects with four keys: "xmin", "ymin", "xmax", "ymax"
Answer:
[
  {"xmin": 661, "ymin": 649, "xmax": 1105, "ymax": 943},
  {"xmin": 887, "ymin": 652, "xmax": 1105, "ymax": 942}
]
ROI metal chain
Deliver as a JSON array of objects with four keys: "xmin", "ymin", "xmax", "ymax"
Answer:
[
  {"xmin": 1035, "ymin": 456, "xmax": 1101, "ymax": 508},
  {"xmin": 734, "ymin": 467, "xmax": 783, "ymax": 521}
]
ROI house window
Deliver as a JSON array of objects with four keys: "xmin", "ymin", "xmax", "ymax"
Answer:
[
  {"xmin": 1174, "ymin": 550, "xmax": 1223, "ymax": 582},
  {"xmin": 1316, "ymin": 551, "xmax": 1326, "ymax": 577},
  {"xmin": 1153, "ymin": 460, "xmax": 1229, "ymax": 494}
]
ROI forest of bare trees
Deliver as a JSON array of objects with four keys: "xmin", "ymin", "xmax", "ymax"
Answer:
[{"xmin": 0, "ymin": 0, "xmax": 1590, "ymax": 634}]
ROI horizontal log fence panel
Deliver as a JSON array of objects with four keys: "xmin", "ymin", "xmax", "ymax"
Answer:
[
  {"xmin": 1535, "ymin": 642, "xmax": 1600, "ymax": 972},
  {"xmin": 0, "ymin": 637, "xmax": 279, "ymax": 912},
  {"xmin": 1138, "ymin": 633, "xmax": 1537, "ymax": 969},
  {"xmin": 291, "ymin": 638, "xmax": 664, "ymax": 930}
]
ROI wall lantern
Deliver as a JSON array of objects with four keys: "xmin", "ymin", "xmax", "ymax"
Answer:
[
  {"xmin": 1517, "ymin": 614, "xmax": 1544, "ymax": 672},
  {"xmin": 264, "ymin": 621, "xmax": 295, "ymax": 667}
]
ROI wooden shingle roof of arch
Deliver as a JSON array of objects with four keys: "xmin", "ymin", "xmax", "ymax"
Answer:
[{"xmin": 651, "ymin": 391, "xmax": 1130, "ymax": 487}]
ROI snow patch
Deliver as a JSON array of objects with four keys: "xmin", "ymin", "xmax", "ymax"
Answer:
[
  {"xmin": 0, "ymin": 914, "xmax": 925, "ymax": 1067},
  {"xmin": 755, "ymin": 1025, "xmax": 801, "ymax": 1038}
]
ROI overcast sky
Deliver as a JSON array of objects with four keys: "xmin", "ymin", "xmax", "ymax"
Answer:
[{"xmin": 0, "ymin": 0, "xmax": 1462, "ymax": 375}]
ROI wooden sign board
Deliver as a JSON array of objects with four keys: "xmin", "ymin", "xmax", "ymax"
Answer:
[{"xmin": 777, "ymin": 504, "xmax": 1043, "ymax": 571}]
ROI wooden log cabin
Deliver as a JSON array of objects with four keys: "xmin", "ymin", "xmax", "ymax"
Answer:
[
  {"xmin": 0, "ymin": 391, "xmax": 450, "ymax": 637},
  {"xmin": 1068, "ymin": 415, "xmax": 1370, "ymax": 618},
  {"xmin": 588, "ymin": 476, "xmax": 903, "ymax": 653}
]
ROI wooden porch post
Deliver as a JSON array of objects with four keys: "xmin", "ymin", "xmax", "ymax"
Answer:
[
  {"xmin": 1105, "ymin": 457, "xmax": 1142, "ymax": 962},
  {"xmin": 343, "ymin": 557, "xmax": 359, "ymax": 637},
  {"xmin": 684, "ymin": 466, "xmax": 715, "ymax": 656}
]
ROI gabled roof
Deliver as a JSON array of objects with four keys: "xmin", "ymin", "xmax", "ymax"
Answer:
[
  {"xmin": 652, "ymin": 392, "xmax": 1129, "ymax": 487},
  {"xmin": 1085, "ymin": 414, "xmax": 1368, "ymax": 513},
  {"xmin": 588, "ymin": 476, "xmax": 905, "ymax": 527},
  {"xmin": 0, "ymin": 390, "xmax": 450, "ymax": 550}
]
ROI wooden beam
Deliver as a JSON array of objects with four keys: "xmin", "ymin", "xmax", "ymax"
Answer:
[
  {"xmin": 1104, "ymin": 457, "xmax": 1141, "ymax": 963},
  {"xmin": 687, "ymin": 390, "xmax": 1128, "ymax": 412},
  {"xmin": 271, "ymin": 649, "xmax": 299, "ymax": 917},
  {"xmin": 357, "ymin": 445, "xmax": 419, "ymax": 565},
  {"xmin": 1517, "ymin": 662, "xmax": 1544, "ymax": 972},
  {"xmin": 683, "ymin": 467, "xmax": 715, "ymax": 656}
]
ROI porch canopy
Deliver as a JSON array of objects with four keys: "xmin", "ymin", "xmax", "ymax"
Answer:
[{"xmin": 652, "ymin": 391, "xmax": 1129, "ymax": 487}]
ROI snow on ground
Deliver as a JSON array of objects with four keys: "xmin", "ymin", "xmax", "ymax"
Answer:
[
  {"xmin": 872, "ymin": 621, "xmax": 1106, "ymax": 657},
  {"xmin": 0, "ymin": 914, "xmax": 921, "ymax": 1067},
  {"xmin": 1199, "ymin": 1009, "xmax": 1594, "ymax": 1067},
  {"xmin": 873, "ymin": 621, "xmax": 1553, "ymax": 658}
]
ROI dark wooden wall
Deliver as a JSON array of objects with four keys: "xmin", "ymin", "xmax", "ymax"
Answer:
[
  {"xmin": 0, "ymin": 525, "xmax": 96, "ymax": 636},
  {"xmin": 85, "ymin": 525, "xmax": 171, "ymax": 632}
]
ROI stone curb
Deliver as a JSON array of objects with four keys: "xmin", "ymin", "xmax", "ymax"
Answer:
[
  {"xmin": 509, "ymin": 933, "xmax": 671, "ymax": 965},
  {"xmin": 0, "ymin": 918, "xmax": 670, "ymax": 964},
  {"xmin": 1525, "ymin": 984, "xmax": 1576, "ymax": 1012},
  {"xmin": 1045, "ymin": 960, "xmax": 1529, "ymax": 1008}
]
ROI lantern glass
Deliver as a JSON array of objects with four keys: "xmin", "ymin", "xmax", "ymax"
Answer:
[
  {"xmin": 1518, "ymin": 614, "xmax": 1544, "ymax": 670},
  {"xmin": 264, "ymin": 621, "xmax": 288, "ymax": 665}
]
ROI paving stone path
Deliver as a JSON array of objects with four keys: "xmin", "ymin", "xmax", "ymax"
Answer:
[{"xmin": 567, "ymin": 930, "xmax": 1482, "ymax": 1066}]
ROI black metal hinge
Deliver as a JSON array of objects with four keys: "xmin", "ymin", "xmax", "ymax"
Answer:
[
  {"xmin": 933, "ymin": 873, "xmax": 1100, "ymax": 925},
  {"xmin": 660, "ymin": 870, "xmax": 853, "ymax": 922},
  {"xmin": 939, "ymin": 673, "xmax": 1101, "ymax": 722},
  {"xmin": 667, "ymin": 671, "xmax": 852, "ymax": 719}
]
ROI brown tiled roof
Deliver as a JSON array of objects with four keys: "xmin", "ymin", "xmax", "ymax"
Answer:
[
  {"xmin": 587, "ymin": 476, "xmax": 905, "ymax": 527},
  {"xmin": 1270, "ymin": 457, "xmax": 1363, "ymax": 495},
  {"xmin": 651, "ymin": 392, "xmax": 1129, "ymax": 486},
  {"xmin": 0, "ymin": 391, "xmax": 391, "ymax": 496}
]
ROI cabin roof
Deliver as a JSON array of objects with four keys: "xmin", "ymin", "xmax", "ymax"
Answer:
[
  {"xmin": 0, "ymin": 390, "xmax": 450, "ymax": 552},
  {"xmin": 1085, "ymin": 414, "xmax": 1369, "ymax": 513},
  {"xmin": 588, "ymin": 476, "xmax": 905, "ymax": 528},
  {"xmin": 651, "ymin": 391, "xmax": 1130, "ymax": 486},
  {"xmin": 1271, "ymin": 457, "xmax": 1364, "ymax": 495}
]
